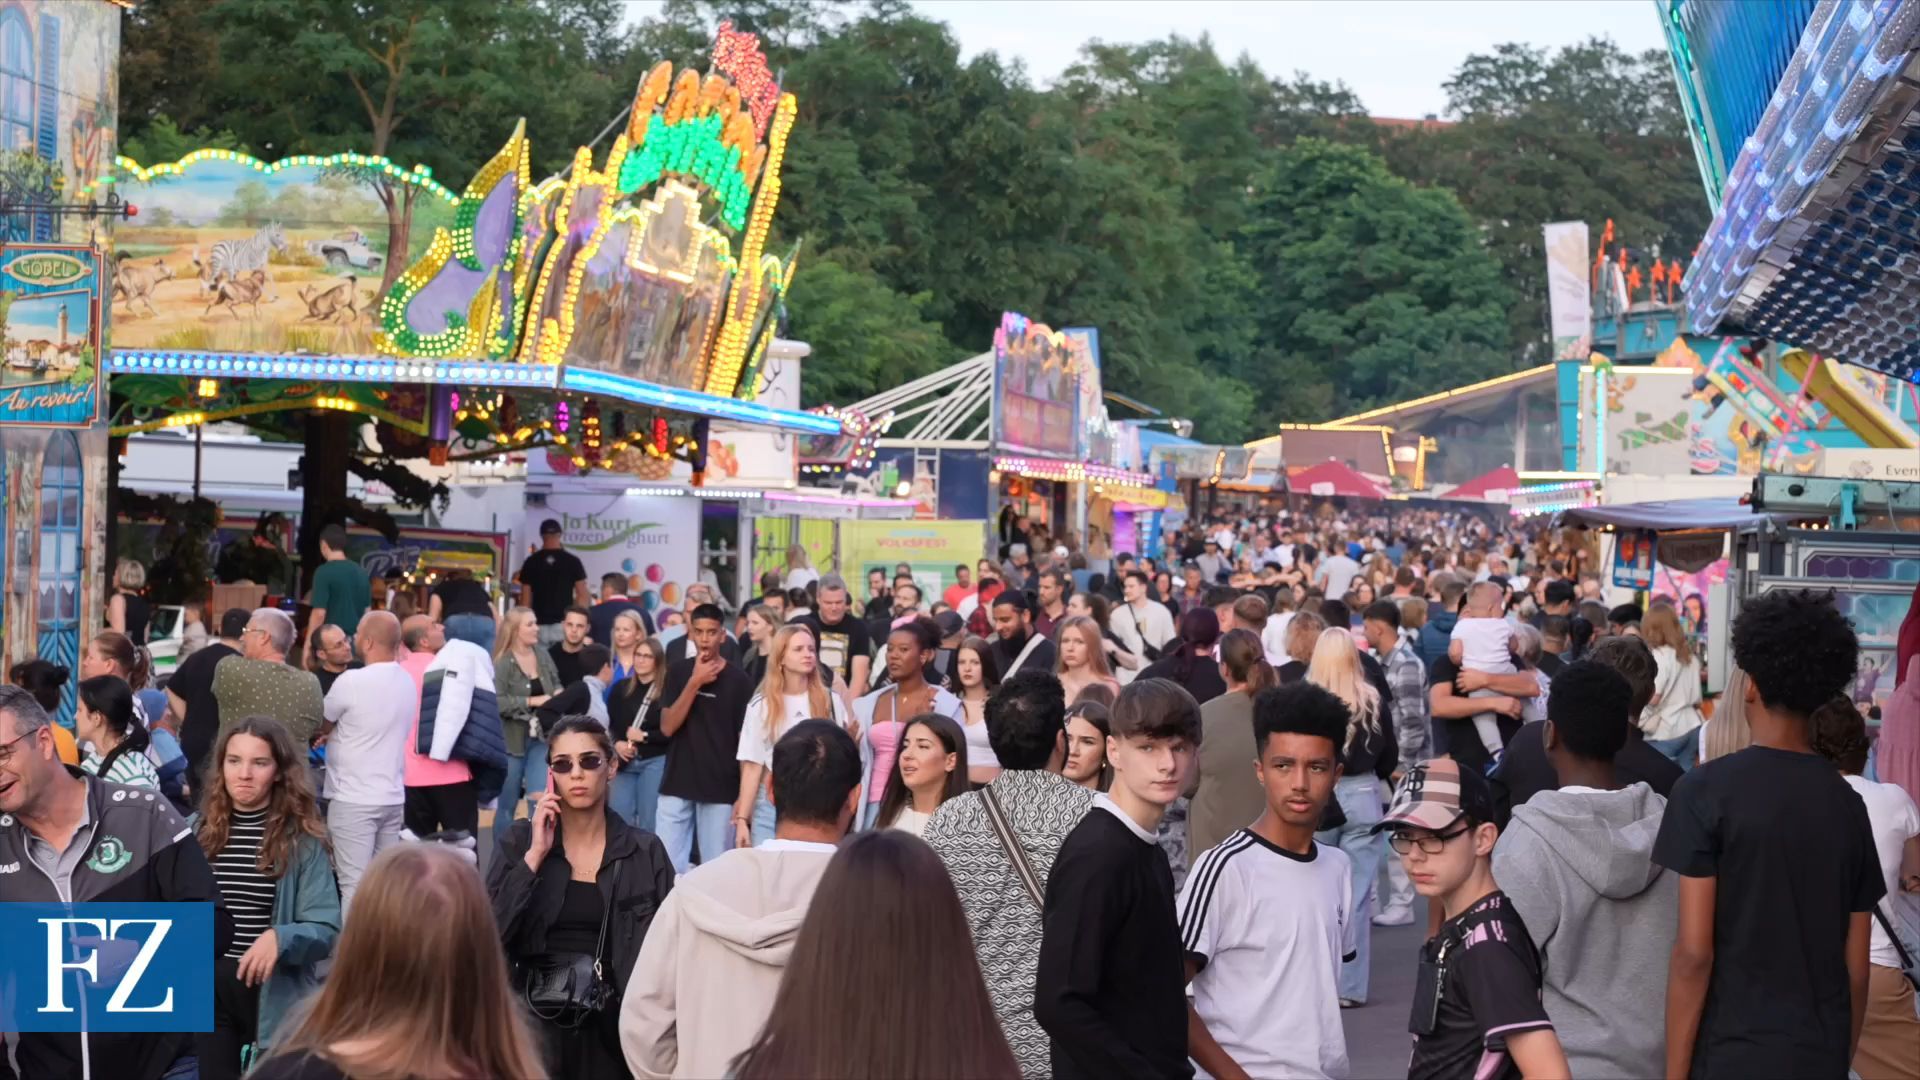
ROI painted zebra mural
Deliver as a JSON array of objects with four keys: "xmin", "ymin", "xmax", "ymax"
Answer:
[{"xmin": 207, "ymin": 221, "xmax": 289, "ymax": 299}]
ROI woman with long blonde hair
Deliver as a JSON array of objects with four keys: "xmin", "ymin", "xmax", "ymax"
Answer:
[
  {"xmin": 495, "ymin": 606, "xmax": 559, "ymax": 846},
  {"xmin": 734, "ymin": 624, "xmax": 849, "ymax": 847},
  {"xmin": 251, "ymin": 844, "xmax": 546, "ymax": 1080},
  {"xmin": 1053, "ymin": 615, "xmax": 1119, "ymax": 704},
  {"xmin": 1700, "ymin": 667, "xmax": 1754, "ymax": 764},
  {"xmin": 1306, "ymin": 627, "xmax": 1381, "ymax": 741},
  {"xmin": 1639, "ymin": 603, "xmax": 1705, "ymax": 770},
  {"xmin": 1305, "ymin": 626, "xmax": 1393, "ymax": 1009}
]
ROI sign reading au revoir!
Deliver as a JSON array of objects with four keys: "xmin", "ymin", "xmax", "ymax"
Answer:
[{"xmin": 0, "ymin": 902, "xmax": 214, "ymax": 1032}]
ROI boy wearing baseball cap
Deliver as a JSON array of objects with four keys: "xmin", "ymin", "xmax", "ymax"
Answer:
[{"xmin": 1378, "ymin": 760, "xmax": 1568, "ymax": 1080}]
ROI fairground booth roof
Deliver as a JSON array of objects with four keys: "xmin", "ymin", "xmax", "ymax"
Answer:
[
  {"xmin": 103, "ymin": 22, "xmax": 839, "ymax": 475},
  {"xmin": 1666, "ymin": 0, "xmax": 1920, "ymax": 381}
]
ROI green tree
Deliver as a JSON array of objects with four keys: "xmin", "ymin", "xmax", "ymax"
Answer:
[
  {"xmin": 784, "ymin": 255, "xmax": 964, "ymax": 405},
  {"xmin": 1240, "ymin": 139, "xmax": 1512, "ymax": 419},
  {"xmin": 215, "ymin": 179, "xmax": 272, "ymax": 227},
  {"xmin": 1383, "ymin": 38, "xmax": 1708, "ymax": 359},
  {"xmin": 117, "ymin": 115, "xmax": 243, "ymax": 167}
]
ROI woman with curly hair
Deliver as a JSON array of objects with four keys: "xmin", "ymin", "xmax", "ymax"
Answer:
[{"xmin": 195, "ymin": 715, "xmax": 340, "ymax": 1080}]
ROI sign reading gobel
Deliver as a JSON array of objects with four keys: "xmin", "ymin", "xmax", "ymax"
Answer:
[{"xmin": 0, "ymin": 243, "xmax": 103, "ymax": 427}]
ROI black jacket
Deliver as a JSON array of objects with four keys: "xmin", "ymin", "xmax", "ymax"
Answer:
[
  {"xmin": 486, "ymin": 806, "xmax": 675, "ymax": 999},
  {"xmin": 0, "ymin": 770, "xmax": 233, "ymax": 1080}
]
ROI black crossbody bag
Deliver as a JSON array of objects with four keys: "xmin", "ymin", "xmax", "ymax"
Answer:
[{"xmin": 519, "ymin": 886, "xmax": 615, "ymax": 1028}]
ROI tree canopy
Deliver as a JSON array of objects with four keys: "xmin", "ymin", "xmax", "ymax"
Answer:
[{"xmin": 120, "ymin": 0, "xmax": 1706, "ymax": 441}]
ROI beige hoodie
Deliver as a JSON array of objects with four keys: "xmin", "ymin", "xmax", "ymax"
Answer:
[{"xmin": 620, "ymin": 841, "xmax": 836, "ymax": 1079}]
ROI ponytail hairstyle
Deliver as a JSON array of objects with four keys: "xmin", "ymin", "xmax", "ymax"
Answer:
[
  {"xmin": 1170, "ymin": 607, "xmax": 1221, "ymax": 684},
  {"xmin": 89, "ymin": 631, "xmax": 152, "ymax": 690},
  {"xmin": 1218, "ymin": 629, "xmax": 1276, "ymax": 693},
  {"xmin": 78, "ymin": 675, "xmax": 149, "ymax": 755},
  {"xmin": 9, "ymin": 659, "xmax": 70, "ymax": 714}
]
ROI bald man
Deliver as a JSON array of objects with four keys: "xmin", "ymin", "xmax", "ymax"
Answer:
[{"xmin": 322, "ymin": 610, "xmax": 419, "ymax": 909}]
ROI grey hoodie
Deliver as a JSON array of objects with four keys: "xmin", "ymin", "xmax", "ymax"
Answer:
[
  {"xmin": 619, "ymin": 842, "xmax": 835, "ymax": 1079},
  {"xmin": 1491, "ymin": 783, "xmax": 1676, "ymax": 1079}
]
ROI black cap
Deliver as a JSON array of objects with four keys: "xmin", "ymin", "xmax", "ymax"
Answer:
[
  {"xmin": 539, "ymin": 518, "xmax": 563, "ymax": 536},
  {"xmin": 1544, "ymin": 580, "xmax": 1576, "ymax": 605},
  {"xmin": 933, "ymin": 610, "xmax": 965, "ymax": 638}
]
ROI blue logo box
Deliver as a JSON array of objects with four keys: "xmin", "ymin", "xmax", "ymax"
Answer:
[{"xmin": 0, "ymin": 902, "xmax": 213, "ymax": 1032}]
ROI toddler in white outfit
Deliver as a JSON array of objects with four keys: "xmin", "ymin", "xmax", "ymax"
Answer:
[{"xmin": 1448, "ymin": 581, "xmax": 1514, "ymax": 761}]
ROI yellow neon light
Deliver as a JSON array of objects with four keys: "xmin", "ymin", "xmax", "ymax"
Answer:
[
  {"xmin": 1320, "ymin": 365, "xmax": 1557, "ymax": 428},
  {"xmin": 704, "ymin": 92, "xmax": 797, "ymax": 399}
]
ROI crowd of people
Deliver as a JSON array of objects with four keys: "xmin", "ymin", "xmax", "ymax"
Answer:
[{"xmin": 1, "ymin": 505, "xmax": 1916, "ymax": 1080}]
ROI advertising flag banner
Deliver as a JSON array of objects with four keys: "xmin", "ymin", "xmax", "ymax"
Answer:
[{"xmin": 1544, "ymin": 222, "xmax": 1591, "ymax": 360}]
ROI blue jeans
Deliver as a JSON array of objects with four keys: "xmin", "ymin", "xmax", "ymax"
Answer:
[
  {"xmin": 1647, "ymin": 726, "xmax": 1701, "ymax": 773},
  {"xmin": 1316, "ymin": 774, "xmax": 1386, "ymax": 1004},
  {"xmin": 610, "ymin": 755, "xmax": 666, "ymax": 833},
  {"xmin": 750, "ymin": 789, "xmax": 777, "ymax": 846},
  {"xmin": 494, "ymin": 737, "xmax": 548, "ymax": 848},
  {"xmin": 443, "ymin": 613, "xmax": 495, "ymax": 653},
  {"xmin": 656, "ymin": 794, "xmax": 733, "ymax": 873}
]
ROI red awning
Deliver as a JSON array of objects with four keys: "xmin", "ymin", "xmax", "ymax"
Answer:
[
  {"xmin": 1442, "ymin": 465, "xmax": 1523, "ymax": 503},
  {"xmin": 1287, "ymin": 459, "xmax": 1391, "ymax": 500}
]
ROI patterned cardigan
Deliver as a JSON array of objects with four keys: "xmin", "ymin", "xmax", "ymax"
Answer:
[{"xmin": 922, "ymin": 769, "xmax": 1095, "ymax": 1078}]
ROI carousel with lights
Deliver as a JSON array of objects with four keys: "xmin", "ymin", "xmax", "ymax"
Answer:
[{"xmin": 103, "ymin": 22, "xmax": 855, "ymax": 610}]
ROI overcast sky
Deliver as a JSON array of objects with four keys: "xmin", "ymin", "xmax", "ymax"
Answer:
[{"xmin": 627, "ymin": 1, "xmax": 1670, "ymax": 119}]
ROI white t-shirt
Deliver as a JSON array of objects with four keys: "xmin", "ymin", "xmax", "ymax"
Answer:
[
  {"xmin": 1317, "ymin": 555, "xmax": 1361, "ymax": 599},
  {"xmin": 889, "ymin": 806, "xmax": 932, "ymax": 837},
  {"xmin": 961, "ymin": 700, "xmax": 1000, "ymax": 768},
  {"xmin": 1180, "ymin": 830, "xmax": 1355, "ymax": 1079},
  {"xmin": 783, "ymin": 567, "xmax": 820, "ymax": 591},
  {"xmin": 1843, "ymin": 774, "xmax": 1920, "ymax": 969},
  {"xmin": 1449, "ymin": 616, "xmax": 1515, "ymax": 673},
  {"xmin": 1261, "ymin": 612, "xmax": 1296, "ymax": 667},
  {"xmin": 1115, "ymin": 599, "xmax": 1176, "ymax": 655},
  {"xmin": 737, "ymin": 689, "xmax": 849, "ymax": 768},
  {"xmin": 322, "ymin": 662, "xmax": 418, "ymax": 805}
]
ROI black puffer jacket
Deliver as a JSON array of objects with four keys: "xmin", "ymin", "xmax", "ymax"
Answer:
[{"xmin": 485, "ymin": 806, "xmax": 674, "ymax": 998}]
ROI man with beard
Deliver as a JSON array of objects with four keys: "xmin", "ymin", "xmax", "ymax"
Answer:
[
  {"xmin": 992, "ymin": 591, "xmax": 1057, "ymax": 678},
  {"xmin": 1034, "ymin": 568, "xmax": 1070, "ymax": 640}
]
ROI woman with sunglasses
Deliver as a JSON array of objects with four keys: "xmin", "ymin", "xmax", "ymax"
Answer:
[{"xmin": 488, "ymin": 715, "xmax": 674, "ymax": 1079}]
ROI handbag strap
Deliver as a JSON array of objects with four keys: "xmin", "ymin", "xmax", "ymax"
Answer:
[
  {"xmin": 1008, "ymin": 631, "xmax": 1047, "ymax": 676},
  {"xmin": 979, "ymin": 786, "xmax": 1045, "ymax": 910},
  {"xmin": 1871, "ymin": 903, "xmax": 1917, "ymax": 974},
  {"xmin": 589, "ymin": 877, "xmax": 615, "ymax": 980}
]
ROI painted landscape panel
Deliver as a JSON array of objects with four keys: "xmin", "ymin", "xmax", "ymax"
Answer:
[{"xmin": 111, "ymin": 155, "xmax": 455, "ymax": 354}]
